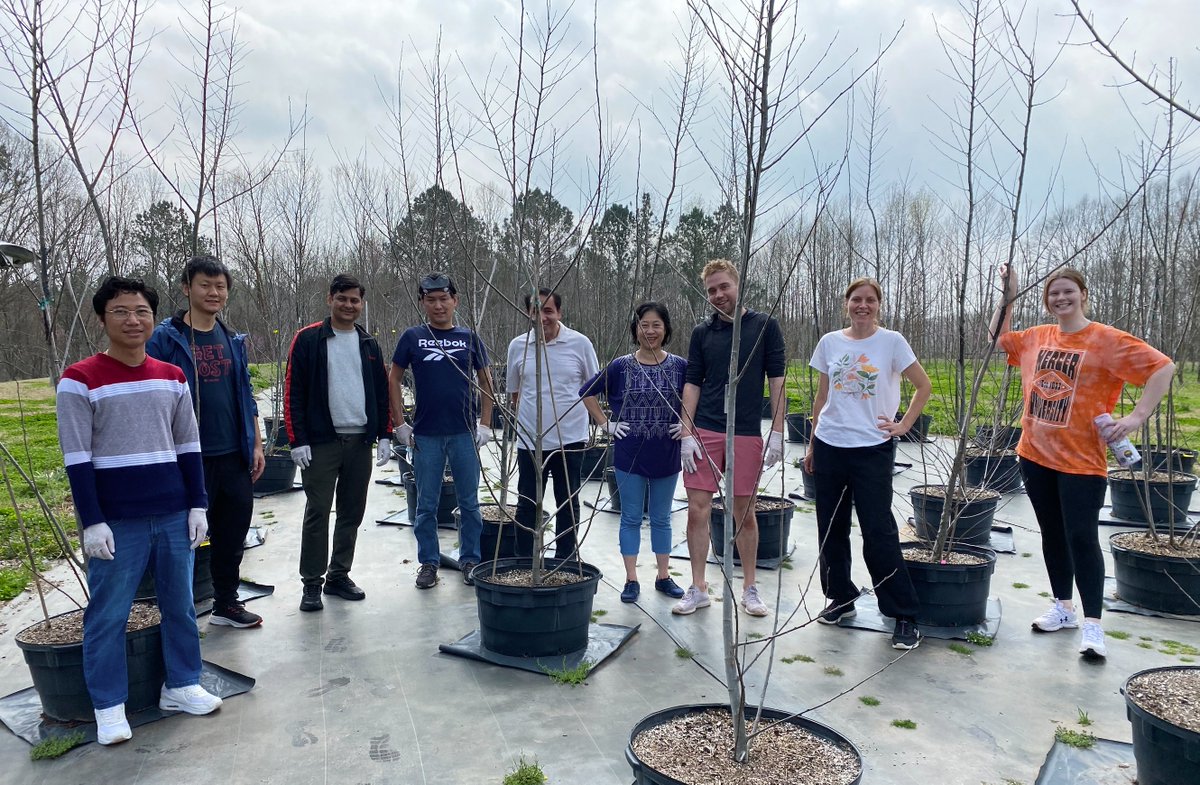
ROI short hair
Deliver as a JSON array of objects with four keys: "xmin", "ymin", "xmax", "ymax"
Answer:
[
  {"xmin": 181, "ymin": 255, "xmax": 232, "ymax": 288},
  {"xmin": 1043, "ymin": 267, "xmax": 1088, "ymax": 312},
  {"xmin": 630, "ymin": 302, "xmax": 673, "ymax": 347},
  {"xmin": 700, "ymin": 259, "xmax": 739, "ymax": 284},
  {"xmin": 92, "ymin": 276, "xmax": 159, "ymax": 317},
  {"xmin": 523, "ymin": 287, "xmax": 562, "ymax": 312},
  {"xmin": 330, "ymin": 273, "xmax": 365, "ymax": 298},
  {"xmin": 844, "ymin": 276, "xmax": 884, "ymax": 302}
]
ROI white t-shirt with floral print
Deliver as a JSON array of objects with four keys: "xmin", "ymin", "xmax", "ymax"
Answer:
[{"xmin": 809, "ymin": 328, "xmax": 917, "ymax": 448}]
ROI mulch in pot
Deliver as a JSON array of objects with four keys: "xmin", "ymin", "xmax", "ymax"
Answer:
[
  {"xmin": 901, "ymin": 547, "xmax": 989, "ymax": 566},
  {"xmin": 15, "ymin": 603, "xmax": 161, "ymax": 646},
  {"xmin": 1125, "ymin": 669, "xmax": 1200, "ymax": 734},
  {"xmin": 1111, "ymin": 532, "xmax": 1200, "ymax": 558}
]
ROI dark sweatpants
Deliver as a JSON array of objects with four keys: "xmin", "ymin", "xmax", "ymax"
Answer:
[{"xmin": 202, "ymin": 452, "xmax": 253, "ymax": 608}]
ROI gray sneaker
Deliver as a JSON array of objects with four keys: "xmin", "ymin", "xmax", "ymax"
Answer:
[
  {"xmin": 672, "ymin": 585, "xmax": 712, "ymax": 615},
  {"xmin": 741, "ymin": 584, "xmax": 769, "ymax": 617}
]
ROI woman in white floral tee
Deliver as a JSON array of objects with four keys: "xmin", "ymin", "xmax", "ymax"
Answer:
[{"xmin": 805, "ymin": 277, "xmax": 932, "ymax": 650}]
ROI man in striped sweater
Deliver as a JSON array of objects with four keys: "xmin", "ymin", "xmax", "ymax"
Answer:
[{"xmin": 57, "ymin": 276, "xmax": 222, "ymax": 746}]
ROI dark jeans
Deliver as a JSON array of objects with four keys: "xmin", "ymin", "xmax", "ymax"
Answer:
[
  {"xmin": 813, "ymin": 437, "xmax": 918, "ymax": 620},
  {"xmin": 202, "ymin": 452, "xmax": 253, "ymax": 607},
  {"xmin": 515, "ymin": 443, "xmax": 584, "ymax": 560},
  {"xmin": 1019, "ymin": 457, "xmax": 1108, "ymax": 618},
  {"xmin": 299, "ymin": 436, "xmax": 372, "ymax": 586}
]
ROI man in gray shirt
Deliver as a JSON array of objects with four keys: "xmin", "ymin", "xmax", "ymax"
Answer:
[{"xmin": 284, "ymin": 274, "xmax": 392, "ymax": 612}]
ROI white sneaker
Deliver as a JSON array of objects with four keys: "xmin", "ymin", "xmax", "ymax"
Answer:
[
  {"xmin": 94, "ymin": 704, "xmax": 132, "ymax": 745},
  {"xmin": 672, "ymin": 585, "xmax": 712, "ymax": 615},
  {"xmin": 1031, "ymin": 600, "xmax": 1079, "ymax": 632},
  {"xmin": 741, "ymin": 584, "xmax": 769, "ymax": 617},
  {"xmin": 1079, "ymin": 621, "xmax": 1107, "ymax": 660},
  {"xmin": 160, "ymin": 684, "xmax": 222, "ymax": 715}
]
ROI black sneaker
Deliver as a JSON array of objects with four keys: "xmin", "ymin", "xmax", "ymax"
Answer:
[
  {"xmin": 299, "ymin": 585, "xmax": 323, "ymax": 612},
  {"xmin": 460, "ymin": 562, "xmax": 477, "ymax": 586},
  {"xmin": 415, "ymin": 563, "xmax": 439, "ymax": 589},
  {"xmin": 653, "ymin": 577, "xmax": 685, "ymax": 598},
  {"xmin": 620, "ymin": 580, "xmax": 640, "ymax": 603},
  {"xmin": 323, "ymin": 576, "xmax": 366, "ymax": 601},
  {"xmin": 817, "ymin": 599, "xmax": 857, "ymax": 625},
  {"xmin": 210, "ymin": 602, "xmax": 263, "ymax": 628},
  {"xmin": 892, "ymin": 618, "xmax": 921, "ymax": 650}
]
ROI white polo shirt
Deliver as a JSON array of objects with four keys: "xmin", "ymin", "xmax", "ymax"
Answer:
[{"xmin": 506, "ymin": 324, "xmax": 600, "ymax": 450}]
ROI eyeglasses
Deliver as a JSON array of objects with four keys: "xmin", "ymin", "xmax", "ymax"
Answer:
[{"xmin": 106, "ymin": 307, "xmax": 154, "ymax": 320}]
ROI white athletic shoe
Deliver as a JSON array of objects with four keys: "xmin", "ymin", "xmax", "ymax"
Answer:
[
  {"xmin": 1031, "ymin": 600, "xmax": 1079, "ymax": 632},
  {"xmin": 160, "ymin": 684, "xmax": 222, "ymax": 715},
  {"xmin": 94, "ymin": 704, "xmax": 132, "ymax": 746},
  {"xmin": 672, "ymin": 585, "xmax": 712, "ymax": 615},
  {"xmin": 1079, "ymin": 621, "xmax": 1107, "ymax": 660}
]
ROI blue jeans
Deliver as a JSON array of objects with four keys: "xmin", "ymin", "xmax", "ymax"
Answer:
[
  {"xmin": 413, "ymin": 432, "xmax": 482, "ymax": 565},
  {"xmin": 614, "ymin": 469, "xmax": 677, "ymax": 557},
  {"xmin": 83, "ymin": 511, "xmax": 202, "ymax": 710}
]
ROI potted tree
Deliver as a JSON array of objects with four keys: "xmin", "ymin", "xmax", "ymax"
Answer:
[{"xmin": 1122, "ymin": 665, "xmax": 1200, "ymax": 785}]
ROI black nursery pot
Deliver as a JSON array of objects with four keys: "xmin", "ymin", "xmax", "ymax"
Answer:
[
  {"xmin": 1123, "ymin": 666, "xmax": 1200, "ymax": 785},
  {"xmin": 261, "ymin": 417, "xmax": 291, "ymax": 451},
  {"xmin": 1107, "ymin": 470, "xmax": 1197, "ymax": 524},
  {"xmin": 604, "ymin": 467, "xmax": 651, "ymax": 515},
  {"xmin": 1132, "ymin": 446, "xmax": 1199, "ymax": 474},
  {"xmin": 456, "ymin": 507, "xmax": 518, "ymax": 561},
  {"xmin": 973, "ymin": 425, "xmax": 1022, "ymax": 451},
  {"xmin": 785, "ymin": 413, "xmax": 813, "ymax": 443},
  {"xmin": 252, "ymin": 453, "xmax": 297, "ymax": 494},
  {"xmin": 709, "ymin": 496, "xmax": 794, "ymax": 563},
  {"xmin": 896, "ymin": 412, "xmax": 932, "ymax": 442},
  {"xmin": 801, "ymin": 460, "xmax": 817, "ymax": 499},
  {"xmin": 472, "ymin": 557, "xmax": 601, "ymax": 658},
  {"xmin": 909, "ymin": 486, "xmax": 999, "ymax": 547},
  {"xmin": 580, "ymin": 442, "xmax": 611, "ymax": 483},
  {"xmin": 626, "ymin": 703, "xmax": 863, "ymax": 785},
  {"xmin": 901, "ymin": 542, "xmax": 996, "ymax": 627},
  {"xmin": 1110, "ymin": 533, "xmax": 1200, "ymax": 615},
  {"xmin": 15, "ymin": 610, "xmax": 165, "ymax": 722},
  {"xmin": 403, "ymin": 471, "xmax": 458, "ymax": 526},
  {"xmin": 964, "ymin": 451, "xmax": 1023, "ymax": 494}
]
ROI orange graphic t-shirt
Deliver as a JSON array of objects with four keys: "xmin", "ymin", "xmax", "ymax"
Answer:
[{"xmin": 999, "ymin": 323, "xmax": 1170, "ymax": 477}]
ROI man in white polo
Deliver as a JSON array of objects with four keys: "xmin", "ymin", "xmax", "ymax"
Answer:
[{"xmin": 507, "ymin": 287, "xmax": 600, "ymax": 560}]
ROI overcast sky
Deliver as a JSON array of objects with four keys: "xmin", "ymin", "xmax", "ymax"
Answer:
[{"xmin": 15, "ymin": 0, "xmax": 1200, "ymax": 222}]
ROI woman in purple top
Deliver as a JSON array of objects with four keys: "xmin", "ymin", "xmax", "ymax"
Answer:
[{"xmin": 582, "ymin": 302, "xmax": 687, "ymax": 603}]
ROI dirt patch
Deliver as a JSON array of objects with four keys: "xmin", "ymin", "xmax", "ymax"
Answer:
[
  {"xmin": 480, "ymin": 504, "xmax": 518, "ymax": 522},
  {"xmin": 911, "ymin": 484, "xmax": 1001, "ymax": 503},
  {"xmin": 631, "ymin": 708, "xmax": 861, "ymax": 785},
  {"xmin": 1111, "ymin": 532, "xmax": 1200, "ymax": 558},
  {"xmin": 15, "ymin": 602, "xmax": 161, "ymax": 646},
  {"xmin": 1126, "ymin": 668, "xmax": 1200, "ymax": 734},
  {"xmin": 477, "ymin": 568, "xmax": 590, "ymax": 587},
  {"xmin": 902, "ymin": 547, "xmax": 988, "ymax": 566},
  {"xmin": 1108, "ymin": 469, "xmax": 1197, "ymax": 484}
]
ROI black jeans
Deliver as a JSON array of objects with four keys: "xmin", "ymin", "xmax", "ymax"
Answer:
[
  {"xmin": 813, "ymin": 437, "xmax": 919, "ymax": 620},
  {"xmin": 299, "ymin": 437, "xmax": 372, "ymax": 586},
  {"xmin": 1019, "ymin": 457, "xmax": 1108, "ymax": 618},
  {"xmin": 202, "ymin": 452, "xmax": 253, "ymax": 607},
  {"xmin": 515, "ymin": 443, "xmax": 584, "ymax": 560}
]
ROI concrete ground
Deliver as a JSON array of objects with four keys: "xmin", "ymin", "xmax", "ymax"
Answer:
[{"xmin": 0, "ymin": 436, "xmax": 1195, "ymax": 785}]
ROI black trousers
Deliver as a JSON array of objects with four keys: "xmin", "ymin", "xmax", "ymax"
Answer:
[
  {"xmin": 812, "ymin": 437, "xmax": 919, "ymax": 620},
  {"xmin": 202, "ymin": 452, "xmax": 254, "ymax": 607},
  {"xmin": 1019, "ymin": 457, "xmax": 1108, "ymax": 618},
  {"xmin": 515, "ymin": 443, "xmax": 584, "ymax": 560}
]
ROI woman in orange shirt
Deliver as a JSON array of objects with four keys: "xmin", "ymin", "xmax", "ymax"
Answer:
[{"xmin": 990, "ymin": 265, "xmax": 1174, "ymax": 661}]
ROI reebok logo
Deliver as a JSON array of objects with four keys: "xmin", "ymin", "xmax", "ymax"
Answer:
[{"xmin": 418, "ymin": 337, "xmax": 468, "ymax": 363}]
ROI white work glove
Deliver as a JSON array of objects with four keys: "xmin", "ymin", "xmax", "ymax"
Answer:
[
  {"xmin": 396, "ymin": 422, "xmax": 414, "ymax": 447},
  {"xmin": 680, "ymin": 435, "xmax": 703, "ymax": 474},
  {"xmin": 475, "ymin": 422, "xmax": 494, "ymax": 447},
  {"xmin": 376, "ymin": 437, "xmax": 391, "ymax": 466},
  {"xmin": 603, "ymin": 420, "xmax": 630, "ymax": 439},
  {"xmin": 291, "ymin": 445, "xmax": 312, "ymax": 469},
  {"xmin": 669, "ymin": 423, "xmax": 685, "ymax": 439},
  {"xmin": 187, "ymin": 508, "xmax": 208, "ymax": 550},
  {"xmin": 763, "ymin": 431, "xmax": 784, "ymax": 469},
  {"xmin": 83, "ymin": 523, "xmax": 116, "ymax": 560}
]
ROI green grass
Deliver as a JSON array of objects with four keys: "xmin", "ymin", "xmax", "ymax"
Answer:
[
  {"xmin": 1105, "ymin": 630, "xmax": 1130, "ymax": 640},
  {"xmin": 542, "ymin": 659, "xmax": 592, "ymax": 686},
  {"xmin": 0, "ymin": 566, "xmax": 31, "ymax": 601},
  {"xmin": 823, "ymin": 666, "xmax": 844, "ymax": 677},
  {"xmin": 1054, "ymin": 727, "xmax": 1095, "ymax": 749},
  {"xmin": 859, "ymin": 696, "xmax": 881, "ymax": 707},
  {"xmin": 746, "ymin": 632, "xmax": 764, "ymax": 640},
  {"xmin": 891, "ymin": 719, "xmax": 917, "ymax": 730},
  {"xmin": 781, "ymin": 653, "xmax": 814, "ymax": 664},
  {"xmin": 674, "ymin": 646, "xmax": 695, "ymax": 659},
  {"xmin": 948, "ymin": 643, "xmax": 973, "ymax": 656},
  {"xmin": 965, "ymin": 631, "xmax": 994, "ymax": 647},
  {"xmin": 1076, "ymin": 708, "xmax": 1092, "ymax": 727},
  {"xmin": 29, "ymin": 731, "xmax": 85, "ymax": 761},
  {"xmin": 590, "ymin": 609, "xmax": 607, "ymax": 623},
  {"xmin": 1011, "ymin": 582, "xmax": 1029, "ymax": 590},
  {"xmin": 1159, "ymin": 640, "xmax": 1200, "ymax": 657},
  {"xmin": 1037, "ymin": 591, "xmax": 1051, "ymax": 598},
  {"xmin": 1138, "ymin": 642, "xmax": 1154, "ymax": 649},
  {"xmin": 503, "ymin": 756, "xmax": 547, "ymax": 785}
]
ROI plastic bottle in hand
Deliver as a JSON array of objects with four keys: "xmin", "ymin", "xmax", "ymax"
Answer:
[{"xmin": 1094, "ymin": 413, "xmax": 1140, "ymax": 468}]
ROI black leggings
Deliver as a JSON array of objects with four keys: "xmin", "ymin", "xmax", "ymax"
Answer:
[{"xmin": 1019, "ymin": 458, "xmax": 1108, "ymax": 618}]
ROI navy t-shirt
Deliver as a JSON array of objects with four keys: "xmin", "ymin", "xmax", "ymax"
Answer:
[
  {"xmin": 685, "ymin": 309, "xmax": 786, "ymax": 437},
  {"xmin": 580, "ymin": 354, "xmax": 687, "ymax": 478},
  {"xmin": 187, "ymin": 325, "xmax": 239, "ymax": 456},
  {"xmin": 393, "ymin": 324, "xmax": 490, "ymax": 436}
]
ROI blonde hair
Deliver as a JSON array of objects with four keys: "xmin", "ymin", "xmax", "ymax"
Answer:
[
  {"xmin": 844, "ymin": 276, "xmax": 884, "ymax": 302},
  {"xmin": 1043, "ymin": 267, "xmax": 1088, "ymax": 313},
  {"xmin": 700, "ymin": 258, "xmax": 739, "ymax": 284}
]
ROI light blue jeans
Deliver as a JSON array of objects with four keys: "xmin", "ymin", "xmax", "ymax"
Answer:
[
  {"xmin": 412, "ymin": 432, "xmax": 482, "ymax": 565},
  {"xmin": 83, "ymin": 511, "xmax": 202, "ymax": 710},
  {"xmin": 614, "ymin": 469, "xmax": 677, "ymax": 557}
]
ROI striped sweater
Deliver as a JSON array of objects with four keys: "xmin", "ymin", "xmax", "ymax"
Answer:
[{"xmin": 56, "ymin": 353, "xmax": 208, "ymax": 528}]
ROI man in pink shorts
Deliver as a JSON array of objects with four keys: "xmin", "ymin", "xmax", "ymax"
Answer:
[{"xmin": 674, "ymin": 259, "xmax": 787, "ymax": 617}]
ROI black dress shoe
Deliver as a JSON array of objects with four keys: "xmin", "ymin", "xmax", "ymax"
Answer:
[
  {"xmin": 299, "ymin": 585, "xmax": 324, "ymax": 612},
  {"xmin": 323, "ymin": 577, "xmax": 366, "ymax": 601}
]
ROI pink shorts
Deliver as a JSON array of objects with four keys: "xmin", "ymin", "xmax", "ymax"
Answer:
[{"xmin": 683, "ymin": 427, "xmax": 764, "ymax": 497}]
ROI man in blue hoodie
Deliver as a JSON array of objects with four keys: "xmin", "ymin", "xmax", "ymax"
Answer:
[{"xmin": 147, "ymin": 256, "xmax": 266, "ymax": 628}]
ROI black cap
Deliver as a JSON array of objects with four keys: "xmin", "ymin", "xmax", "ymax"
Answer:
[{"xmin": 418, "ymin": 272, "xmax": 456, "ymax": 297}]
